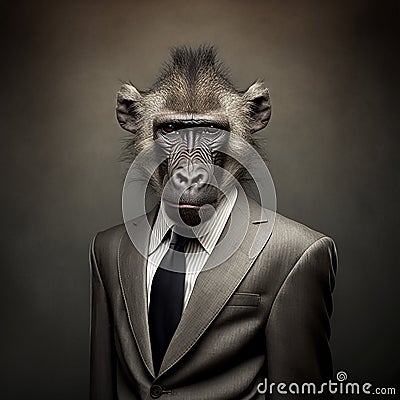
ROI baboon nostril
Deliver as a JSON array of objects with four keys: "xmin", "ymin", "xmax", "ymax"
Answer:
[
  {"xmin": 176, "ymin": 172, "xmax": 188, "ymax": 184},
  {"xmin": 190, "ymin": 169, "xmax": 209, "ymax": 188},
  {"xmin": 192, "ymin": 174, "xmax": 204, "ymax": 185}
]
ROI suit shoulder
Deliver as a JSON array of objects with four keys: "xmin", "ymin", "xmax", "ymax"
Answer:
[
  {"xmin": 267, "ymin": 212, "xmax": 335, "ymax": 263},
  {"xmin": 92, "ymin": 223, "xmax": 127, "ymax": 259},
  {"xmin": 274, "ymin": 213, "xmax": 325, "ymax": 242},
  {"xmin": 273, "ymin": 214, "xmax": 337, "ymax": 287},
  {"xmin": 257, "ymin": 212, "xmax": 337, "ymax": 295},
  {"xmin": 247, "ymin": 196, "xmax": 332, "ymax": 251}
]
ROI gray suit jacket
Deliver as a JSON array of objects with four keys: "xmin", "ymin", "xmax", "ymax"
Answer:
[{"xmin": 89, "ymin": 196, "xmax": 337, "ymax": 399}]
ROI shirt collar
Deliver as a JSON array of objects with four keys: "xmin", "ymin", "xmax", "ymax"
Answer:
[
  {"xmin": 148, "ymin": 203, "xmax": 174, "ymax": 255},
  {"xmin": 148, "ymin": 187, "xmax": 238, "ymax": 255}
]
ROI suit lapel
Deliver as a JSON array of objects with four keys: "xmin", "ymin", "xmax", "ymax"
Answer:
[
  {"xmin": 158, "ymin": 190, "xmax": 273, "ymax": 376},
  {"xmin": 117, "ymin": 207, "xmax": 159, "ymax": 377}
]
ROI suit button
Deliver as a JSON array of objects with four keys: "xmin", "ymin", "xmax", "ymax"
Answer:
[{"xmin": 150, "ymin": 385, "xmax": 163, "ymax": 398}]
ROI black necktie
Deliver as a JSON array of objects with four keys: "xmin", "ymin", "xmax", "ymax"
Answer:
[{"xmin": 149, "ymin": 231, "xmax": 188, "ymax": 375}]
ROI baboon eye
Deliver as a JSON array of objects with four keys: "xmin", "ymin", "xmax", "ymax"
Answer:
[
  {"xmin": 205, "ymin": 125, "xmax": 219, "ymax": 134},
  {"xmin": 162, "ymin": 124, "xmax": 176, "ymax": 134}
]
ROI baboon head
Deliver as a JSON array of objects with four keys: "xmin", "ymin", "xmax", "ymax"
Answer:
[{"xmin": 116, "ymin": 46, "xmax": 271, "ymax": 227}]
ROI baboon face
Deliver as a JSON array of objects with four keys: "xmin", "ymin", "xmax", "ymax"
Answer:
[{"xmin": 116, "ymin": 46, "xmax": 271, "ymax": 227}]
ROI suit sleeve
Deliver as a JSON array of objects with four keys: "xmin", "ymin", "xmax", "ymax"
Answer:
[
  {"xmin": 265, "ymin": 236, "xmax": 338, "ymax": 398},
  {"xmin": 89, "ymin": 235, "xmax": 118, "ymax": 400}
]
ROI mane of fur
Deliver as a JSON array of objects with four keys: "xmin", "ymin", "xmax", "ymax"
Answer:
[{"xmin": 153, "ymin": 45, "xmax": 236, "ymax": 92}]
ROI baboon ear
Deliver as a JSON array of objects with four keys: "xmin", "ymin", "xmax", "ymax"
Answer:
[
  {"xmin": 244, "ymin": 81, "xmax": 271, "ymax": 133},
  {"xmin": 116, "ymin": 83, "xmax": 143, "ymax": 133}
]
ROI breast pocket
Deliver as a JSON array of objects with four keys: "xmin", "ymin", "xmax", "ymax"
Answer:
[{"xmin": 225, "ymin": 292, "xmax": 261, "ymax": 307}]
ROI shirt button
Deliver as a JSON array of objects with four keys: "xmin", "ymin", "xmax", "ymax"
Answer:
[{"xmin": 150, "ymin": 384, "xmax": 164, "ymax": 398}]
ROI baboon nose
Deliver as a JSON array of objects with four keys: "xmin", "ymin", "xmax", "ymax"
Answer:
[{"xmin": 171, "ymin": 166, "xmax": 209, "ymax": 191}]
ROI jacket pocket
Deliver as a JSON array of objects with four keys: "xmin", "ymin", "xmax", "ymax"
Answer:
[{"xmin": 225, "ymin": 292, "xmax": 261, "ymax": 307}]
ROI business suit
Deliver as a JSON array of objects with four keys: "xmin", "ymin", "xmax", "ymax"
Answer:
[{"xmin": 89, "ymin": 192, "xmax": 337, "ymax": 399}]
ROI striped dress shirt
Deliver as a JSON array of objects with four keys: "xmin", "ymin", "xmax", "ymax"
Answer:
[{"xmin": 146, "ymin": 187, "xmax": 238, "ymax": 311}]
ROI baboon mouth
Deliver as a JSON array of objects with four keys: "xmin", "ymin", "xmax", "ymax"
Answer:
[
  {"xmin": 163, "ymin": 198, "xmax": 218, "ymax": 209},
  {"xmin": 164, "ymin": 200, "xmax": 202, "ymax": 209}
]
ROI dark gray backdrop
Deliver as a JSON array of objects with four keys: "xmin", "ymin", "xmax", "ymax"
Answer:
[{"xmin": 1, "ymin": 0, "xmax": 399, "ymax": 398}]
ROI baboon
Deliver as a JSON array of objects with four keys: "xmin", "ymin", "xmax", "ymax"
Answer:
[{"xmin": 90, "ymin": 45, "xmax": 337, "ymax": 400}]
